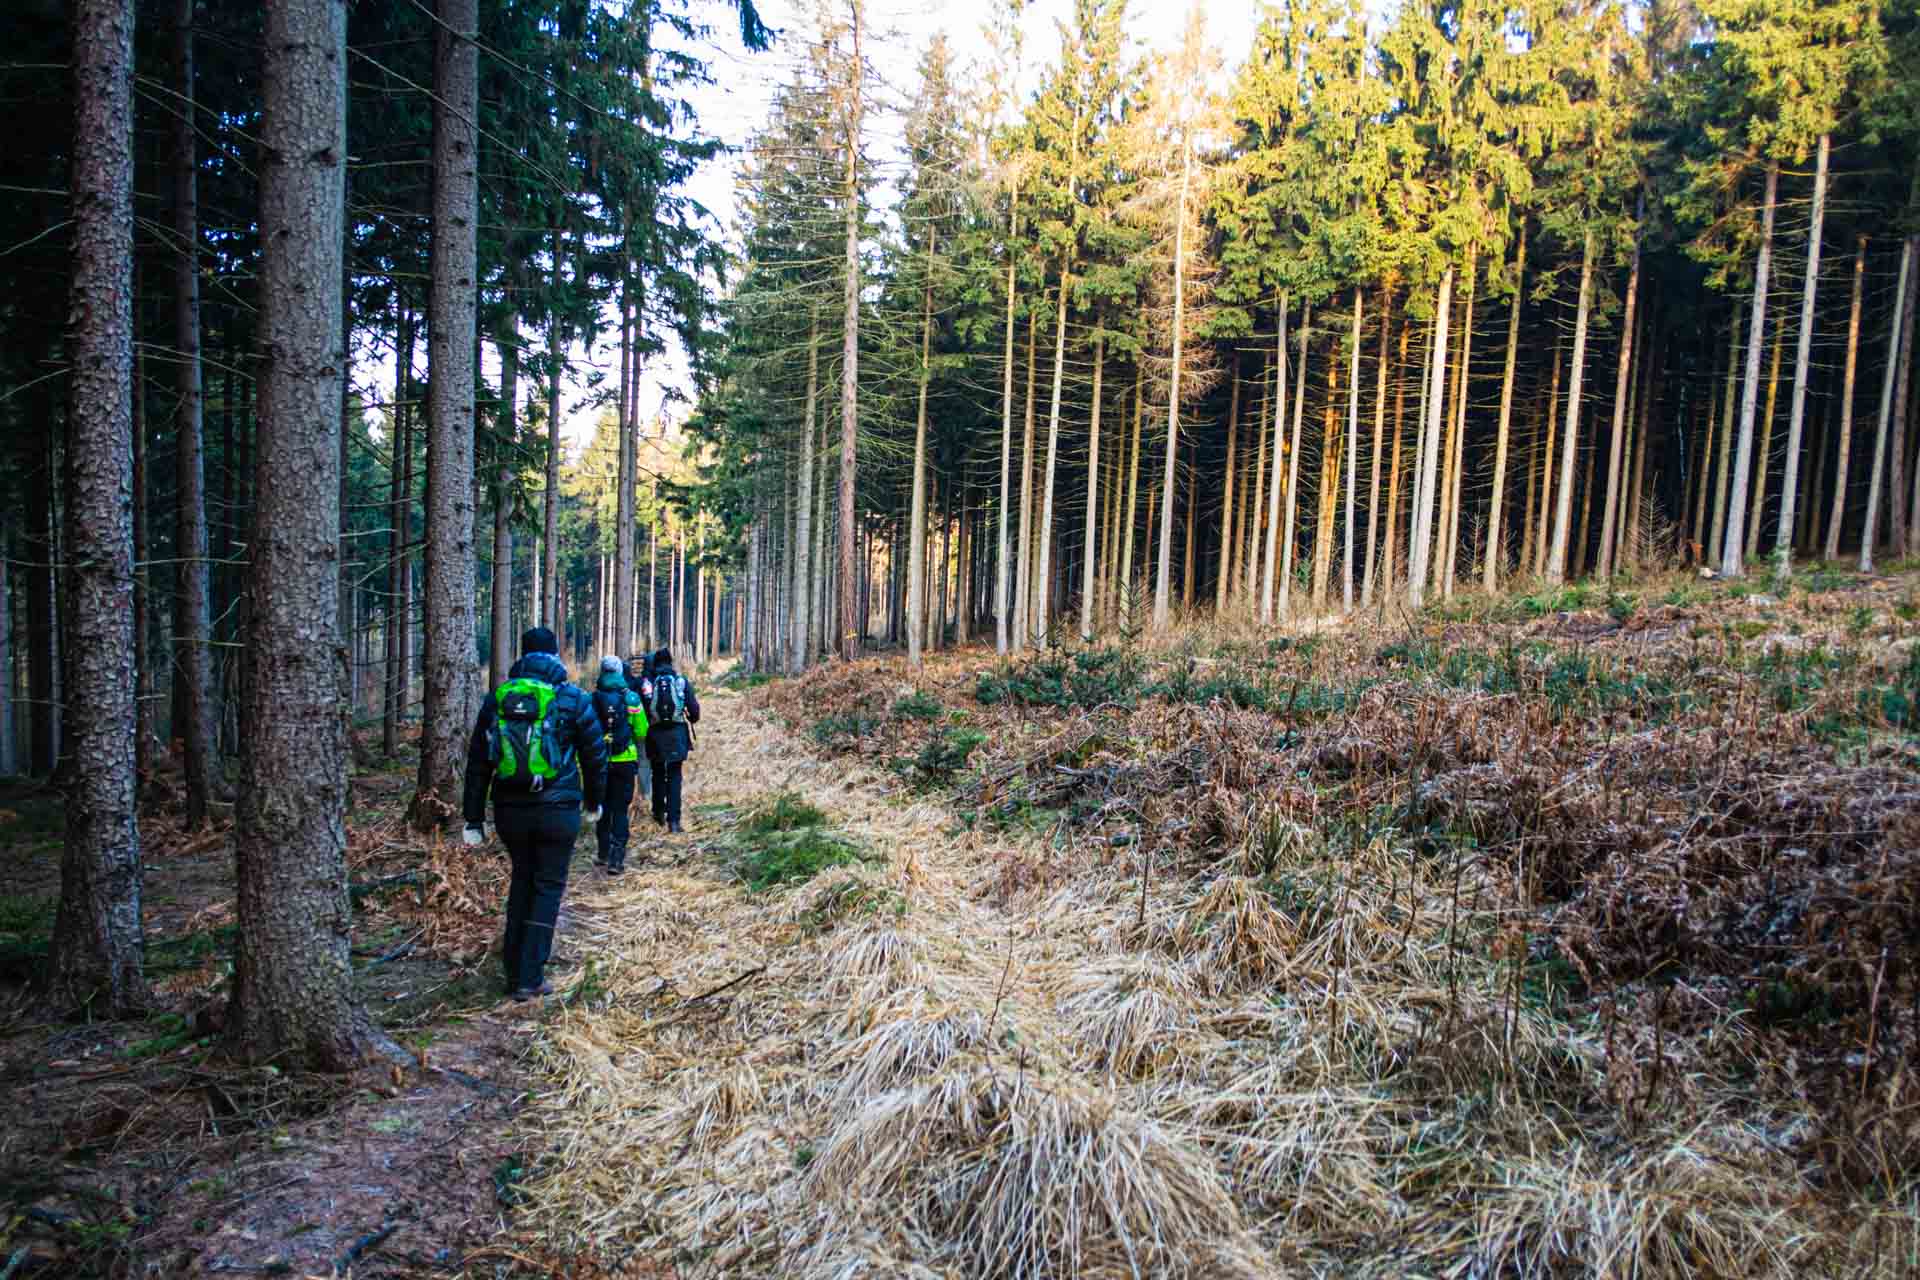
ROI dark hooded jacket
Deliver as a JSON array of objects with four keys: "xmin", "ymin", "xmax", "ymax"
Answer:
[
  {"xmin": 462, "ymin": 651, "xmax": 608, "ymax": 825},
  {"xmin": 642, "ymin": 652, "xmax": 700, "ymax": 766}
]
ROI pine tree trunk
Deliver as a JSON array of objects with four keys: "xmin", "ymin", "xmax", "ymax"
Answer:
[
  {"xmin": 1711, "ymin": 310, "xmax": 1741, "ymax": 563},
  {"xmin": 1037, "ymin": 254, "xmax": 1071, "ymax": 640},
  {"xmin": 836, "ymin": 1, "xmax": 864, "ymax": 664},
  {"xmin": 907, "ymin": 240, "xmax": 934, "ymax": 668},
  {"xmin": 1692, "ymin": 356, "xmax": 1718, "ymax": 560},
  {"xmin": 490, "ymin": 331, "xmax": 517, "ymax": 687},
  {"xmin": 1017, "ymin": 310, "xmax": 1038, "ymax": 647},
  {"xmin": 1182, "ymin": 441, "xmax": 1197, "ymax": 614},
  {"xmin": 1119, "ymin": 372, "xmax": 1143, "ymax": 628},
  {"xmin": 1268, "ymin": 297, "xmax": 1296, "ymax": 620},
  {"xmin": 1546, "ymin": 235, "xmax": 1593, "ymax": 586},
  {"xmin": 1745, "ymin": 321, "xmax": 1786, "ymax": 561},
  {"xmin": 1312, "ymin": 327, "xmax": 1341, "ymax": 611},
  {"xmin": 1893, "ymin": 231, "xmax": 1920, "ymax": 558},
  {"xmin": 384, "ymin": 308, "xmax": 412, "ymax": 757},
  {"xmin": 170, "ymin": 0, "xmax": 217, "ymax": 826},
  {"xmin": 1575, "ymin": 416, "xmax": 1597, "ymax": 578},
  {"xmin": 1625, "ymin": 321, "xmax": 1657, "ymax": 569},
  {"xmin": 1364, "ymin": 287, "xmax": 1391, "ymax": 606},
  {"xmin": 542, "ymin": 232, "xmax": 562, "ymax": 627},
  {"xmin": 1438, "ymin": 260, "xmax": 1474, "ymax": 596},
  {"xmin": 1772, "ymin": 134, "xmax": 1829, "ymax": 576},
  {"xmin": 1596, "ymin": 234, "xmax": 1641, "ymax": 581},
  {"xmin": 1722, "ymin": 160, "xmax": 1779, "ymax": 578},
  {"xmin": 1215, "ymin": 357, "xmax": 1239, "ymax": 616},
  {"xmin": 1536, "ymin": 339, "xmax": 1563, "ymax": 575},
  {"xmin": 614, "ymin": 246, "xmax": 636, "ymax": 658},
  {"xmin": 412, "ymin": 0, "xmax": 480, "ymax": 829},
  {"xmin": 790, "ymin": 306, "xmax": 818, "ymax": 673},
  {"xmin": 1486, "ymin": 233, "xmax": 1526, "ymax": 589},
  {"xmin": 1153, "ymin": 132, "xmax": 1193, "ymax": 631},
  {"xmin": 1383, "ymin": 316, "xmax": 1411, "ymax": 597},
  {"xmin": 1343, "ymin": 288, "xmax": 1363, "ymax": 611},
  {"xmin": 996, "ymin": 178, "xmax": 1018, "ymax": 655},
  {"xmin": 230, "ymin": 0, "xmax": 392, "ymax": 1068},
  {"xmin": 51, "ymin": 0, "xmax": 145, "ymax": 1013},
  {"xmin": 1080, "ymin": 336, "xmax": 1104, "ymax": 638},
  {"xmin": 1520, "ymin": 379, "xmax": 1542, "ymax": 575},
  {"xmin": 1246, "ymin": 353, "xmax": 1268, "ymax": 607},
  {"xmin": 1412, "ymin": 268, "xmax": 1455, "ymax": 602}
]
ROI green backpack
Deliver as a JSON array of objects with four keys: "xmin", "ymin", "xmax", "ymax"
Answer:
[{"xmin": 488, "ymin": 677, "xmax": 574, "ymax": 792}]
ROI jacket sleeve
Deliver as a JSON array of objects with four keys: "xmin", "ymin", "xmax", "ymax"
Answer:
[
  {"xmin": 571, "ymin": 691, "xmax": 609, "ymax": 809},
  {"xmin": 684, "ymin": 680, "xmax": 701, "ymax": 725},
  {"xmin": 461, "ymin": 696, "xmax": 497, "ymax": 827}
]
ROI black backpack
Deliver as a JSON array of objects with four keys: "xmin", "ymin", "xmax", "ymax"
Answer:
[
  {"xmin": 488, "ymin": 677, "xmax": 575, "ymax": 792},
  {"xmin": 594, "ymin": 689, "xmax": 637, "ymax": 757},
  {"xmin": 651, "ymin": 672, "xmax": 688, "ymax": 727}
]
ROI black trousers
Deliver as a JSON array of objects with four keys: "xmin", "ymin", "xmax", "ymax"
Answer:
[
  {"xmin": 597, "ymin": 762, "xmax": 638, "ymax": 868},
  {"xmin": 495, "ymin": 805, "xmax": 580, "ymax": 992},
  {"xmin": 649, "ymin": 758, "xmax": 684, "ymax": 825}
]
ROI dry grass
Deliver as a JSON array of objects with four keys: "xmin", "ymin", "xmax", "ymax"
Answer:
[{"xmin": 502, "ymin": 570, "xmax": 1920, "ymax": 1276}]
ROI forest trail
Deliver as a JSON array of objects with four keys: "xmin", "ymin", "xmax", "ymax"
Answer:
[{"xmin": 518, "ymin": 674, "xmax": 1289, "ymax": 1276}]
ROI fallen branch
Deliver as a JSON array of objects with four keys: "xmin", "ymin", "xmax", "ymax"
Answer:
[{"xmin": 334, "ymin": 1221, "xmax": 404, "ymax": 1272}]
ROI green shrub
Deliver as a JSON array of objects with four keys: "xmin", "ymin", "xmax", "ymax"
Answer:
[
  {"xmin": 742, "ymin": 790, "xmax": 828, "ymax": 834},
  {"xmin": 810, "ymin": 712, "xmax": 880, "ymax": 746},
  {"xmin": 912, "ymin": 727, "xmax": 986, "ymax": 781},
  {"xmin": 736, "ymin": 827, "xmax": 873, "ymax": 892},
  {"xmin": 892, "ymin": 690, "xmax": 943, "ymax": 720}
]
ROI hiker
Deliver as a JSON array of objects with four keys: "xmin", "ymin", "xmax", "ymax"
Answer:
[
  {"xmin": 641, "ymin": 647, "xmax": 700, "ymax": 834},
  {"xmin": 590, "ymin": 654, "xmax": 649, "ymax": 875},
  {"xmin": 461, "ymin": 627, "xmax": 608, "ymax": 1001},
  {"xmin": 624, "ymin": 653, "xmax": 655, "ymax": 804}
]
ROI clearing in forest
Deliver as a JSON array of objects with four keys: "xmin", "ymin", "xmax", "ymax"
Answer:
[{"xmin": 507, "ymin": 571, "xmax": 1920, "ymax": 1278}]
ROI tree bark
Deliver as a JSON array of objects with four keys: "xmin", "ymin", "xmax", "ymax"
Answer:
[
  {"xmin": 836, "ymin": 0, "xmax": 864, "ymax": 664},
  {"xmin": 489, "ymin": 328, "xmax": 517, "ymax": 688},
  {"xmin": 1364, "ymin": 287, "xmax": 1391, "ymax": 605},
  {"xmin": 1343, "ymin": 288, "xmax": 1363, "ymax": 611},
  {"xmin": 1119, "ymin": 370, "xmax": 1143, "ymax": 626},
  {"xmin": 996, "ymin": 173, "xmax": 1017, "ymax": 656},
  {"xmin": 1745, "ymin": 317, "xmax": 1786, "ymax": 561},
  {"xmin": 792, "ymin": 305, "xmax": 818, "ymax": 673},
  {"xmin": 384, "ymin": 306, "xmax": 413, "ymax": 757},
  {"xmin": 1412, "ymin": 268, "xmax": 1455, "ymax": 602},
  {"xmin": 51, "ymin": 0, "xmax": 145, "ymax": 1014},
  {"xmin": 1722, "ymin": 160, "xmax": 1779, "ymax": 577},
  {"xmin": 1546, "ymin": 236, "xmax": 1592, "ymax": 586},
  {"xmin": 907, "ymin": 237, "xmax": 934, "ymax": 668},
  {"xmin": 614, "ymin": 240, "xmax": 636, "ymax": 658},
  {"xmin": 1017, "ymin": 306, "xmax": 1039, "ymax": 647},
  {"xmin": 1535, "ymin": 337, "xmax": 1562, "ymax": 574},
  {"xmin": 1711, "ymin": 309, "xmax": 1741, "ymax": 563},
  {"xmin": 1438, "ymin": 256, "xmax": 1474, "ymax": 596},
  {"xmin": 1383, "ymin": 316, "xmax": 1412, "ymax": 598},
  {"xmin": 1079, "ymin": 336, "xmax": 1104, "ymax": 639},
  {"xmin": 543, "ymin": 230, "xmax": 562, "ymax": 627},
  {"xmin": 1864, "ymin": 237, "xmax": 1915, "ymax": 570},
  {"xmin": 1037, "ymin": 253, "xmax": 1071, "ymax": 640},
  {"xmin": 1215, "ymin": 356, "xmax": 1239, "ymax": 616},
  {"xmin": 170, "ymin": 0, "xmax": 217, "ymax": 826},
  {"xmin": 1485, "ymin": 230, "xmax": 1525, "ymax": 590},
  {"xmin": 1596, "ymin": 231, "xmax": 1641, "ymax": 581},
  {"xmin": 1773, "ymin": 134, "xmax": 1828, "ymax": 576},
  {"xmin": 1153, "ymin": 130, "xmax": 1193, "ymax": 631},
  {"xmin": 230, "ymin": 0, "xmax": 391, "ymax": 1069},
  {"xmin": 412, "ymin": 0, "xmax": 480, "ymax": 829},
  {"xmin": 1267, "ymin": 297, "xmax": 1295, "ymax": 620}
]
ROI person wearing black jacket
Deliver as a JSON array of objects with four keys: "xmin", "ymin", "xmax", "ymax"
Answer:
[
  {"xmin": 641, "ymin": 647, "xmax": 701, "ymax": 834},
  {"xmin": 461, "ymin": 627, "xmax": 608, "ymax": 1000}
]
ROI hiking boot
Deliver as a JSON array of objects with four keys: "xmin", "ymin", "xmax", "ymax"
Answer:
[
  {"xmin": 668, "ymin": 820, "xmax": 683, "ymax": 835},
  {"xmin": 608, "ymin": 864, "xmax": 626, "ymax": 878},
  {"xmin": 511, "ymin": 981, "xmax": 555, "ymax": 1003}
]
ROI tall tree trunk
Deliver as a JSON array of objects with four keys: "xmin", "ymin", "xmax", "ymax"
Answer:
[
  {"xmin": 384, "ymin": 308, "xmax": 412, "ymax": 757},
  {"xmin": 489, "ymin": 329, "xmax": 517, "ymax": 688},
  {"xmin": 790, "ymin": 312, "xmax": 817, "ymax": 673},
  {"xmin": 1438, "ymin": 255, "xmax": 1474, "ymax": 596},
  {"xmin": 1773, "ymin": 133, "xmax": 1828, "ymax": 576},
  {"xmin": 1312, "ymin": 325, "xmax": 1341, "ymax": 611},
  {"xmin": 542, "ymin": 230, "xmax": 562, "ymax": 627},
  {"xmin": 1864, "ymin": 237, "xmax": 1916, "ymax": 570},
  {"xmin": 1575, "ymin": 414, "xmax": 1597, "ymax": 577},
  {"xmin": 1596, "ymin": 231, "xmax": 1641, "ymax": 581},
  {"xmin": 614, "ymin": 240, "xmax": 635, "ymax": 658},
  {"xmin": 1546, "ymin": 235, "xmax": 1593, "ymax": 586},
  {"xmin": 1182, "ymin": 440, "xmax": 1197, "ymax": 613},
  {"xmin": 1246, "ymin": 352, "xmax": 1269, "ymax": 606},
  {"xmin": 1534, "ymin": 336, "xmax": 1562, "ymax": 574},
  {"xmin": 996, "ymin": 175, "xmax": 1018, "ymax": 655},
  {"xmin": 1037, "ymin": 254, "xmax": 1071, "ymax": 640},
  {"xmin": 51, "ymin": 0, "xmax": 145, "ymax": 1012},
  {"xmin": 1625, "ymin": 319, "xmax": 1657, "ymax": 569},
  {"xmin": 230, "ymin": 0, "xmax": 391, "ymax": 1067},
  {"xmin": 1486, "ymin": 229, "xmax": 1526, "ymax": 590},
  {"xmin": 1017, "ymin": 307, "xmax": 1039, "ymax": 646},
  {"xmin": 1745, "ymin": 320, "xmax": 1786, "ymax": 561},
  {"xmin": 1692, "ymin": 353, "xmax": 1719, "ymax": 559},
  {"xmin": 1364, "ymin": 287, "xmax": 1391, "ymax": 606},
  {"xmin": 1895, "ymin": 228, "xmax": 1920, "ymax": 558},
  {"xmin": 1080, "ymin": 336, "xmax": 1105, "ymax": 638},
  {"xmin": 1521, "ymin": 377, "xmax": 1542, "ymax": 575},
  {"xmin": 1412, "ymin": 268, "xmax": 1456, "ymax": 602},
  {"xmin": 1153, "ymin": 131, "xmax": 1193, "ymax": 630},
  {"xmin": 412, "ymin": 0, "xmax": 480, "ymax": 829},
  {"xmin": 1722, "ymin": 160, "xmax": 1779, "ymax": 578},
  {"xmin": 1215, "ymin": 357, "xmax": 1240, "ymax": 616},
  {"xmin": 1711, "ymin": 309, "xmax": 1741, "ymax": 563},
  {"xmin": 171, "ymin": 0, "xmax": 216, "ymax": 826},
  {"xmin": 1281, "ymin": 302, "xmax": 1311, "ymax": 614},
  {"xmin": 1267, "ymin": 297, "xmax": 1295, "ymax": 620},
  {"xmin": 1120, "ymin": 370, "xmax": 1143, "ymax": 625},
  {"xmin": 1383, "ymin": 315, "xmax": 1412, "ymax": 597},
  {"xmin": 907, "ymin": 237, "xmax": 934, "ymax": 668},
  {"xmin": 1343, "ymin": 288, "xmax": 1363, "ymax": 611},
  {"xmin": 835, "ymin": 0, "xmax": 863, "ymax": 664}
]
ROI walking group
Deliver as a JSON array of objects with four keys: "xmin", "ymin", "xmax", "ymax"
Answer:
[{"xmin": 460, "ymin": 626, "xmax": 702, "ymax": 1002}]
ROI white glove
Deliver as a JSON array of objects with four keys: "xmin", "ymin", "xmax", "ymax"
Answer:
[
  {"xmin": 583, "ymin": 807, "xmax": 603, "ymax": 823},
  {"xmin": 461, "ymin": 825, "xmax": 485, "ymax": 847}
]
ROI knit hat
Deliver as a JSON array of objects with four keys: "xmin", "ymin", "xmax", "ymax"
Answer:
[
  {"xmin": 600, "ymin": 654, "xmax": 625, "ymax": 675},
  {"xmin": 521, "ymin": 626, "xmax": 559, "ymax": 655},
  {"xmin": 653, "ymin": 647, "xmax": 673, "ymax": 669}
]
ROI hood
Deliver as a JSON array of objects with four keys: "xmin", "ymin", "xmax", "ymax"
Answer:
[
  {"xmin": 509, "ymin": 652, "xmax": 571, "ymax": 686},
  {"xmin": 596, "ymin": 671, "xmax": 629, "ymax": 693}
]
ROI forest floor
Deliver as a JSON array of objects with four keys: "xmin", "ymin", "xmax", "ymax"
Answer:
[
  {"xmin": 498, "ymin": 563, "xmax": 1920, "ymax": 1278},
  {"xmin": 2, "ymin": 562, "xmax": 1918, "ymax": 1279}
]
